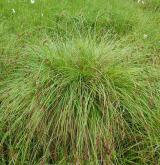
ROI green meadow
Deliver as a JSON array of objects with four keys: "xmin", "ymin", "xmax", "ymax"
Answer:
[{"xmin": 0, "ymin": 0, "xmax": 160, "ymax": 164}]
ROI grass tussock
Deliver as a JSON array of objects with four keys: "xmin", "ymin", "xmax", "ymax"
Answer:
[{"xmin": 0, "ymin": 39, "xmax": 160, "ymax": 164}]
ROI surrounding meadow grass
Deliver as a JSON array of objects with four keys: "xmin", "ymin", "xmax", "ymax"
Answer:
[{"xmin": 0, "ymin": 0, "xmax": 160, "ymax": 164}]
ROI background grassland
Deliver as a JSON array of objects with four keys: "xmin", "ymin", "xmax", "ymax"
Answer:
[{"xmin": 0, "ymin": 0, "xmax": 160, "ymax": 164}]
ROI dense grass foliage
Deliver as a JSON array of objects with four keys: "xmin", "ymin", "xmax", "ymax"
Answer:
[{"xmin": 0, "ymin": 0, "xmax": 160, "ymax": 164}]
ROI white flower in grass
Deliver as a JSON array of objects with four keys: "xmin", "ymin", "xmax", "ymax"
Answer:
[
  {"xmin": 41, "ymin": 13, "xmax": 44, "ymax": 17},
  {"xmin": 31, "ymin": 0, "xmax": 35, "ymax": 3},
  {"xmin": 138, "ymin": 0, "xmax": 145, "ymax": 4},
  {"xmin": 143, "ymin": 34, "xmax": 148, "ymax": 39},
  {"xmin": 12, "ymin": 8, "xmax": 15, "ymax": 13}
]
